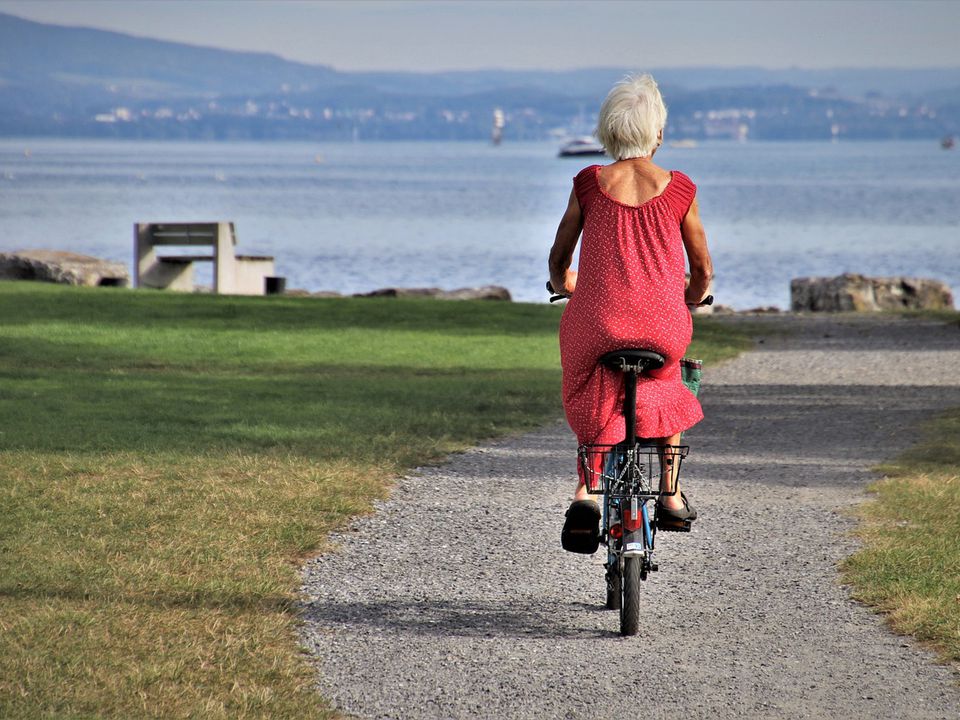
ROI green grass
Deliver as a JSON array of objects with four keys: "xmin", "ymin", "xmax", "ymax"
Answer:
[
  {"xmin": 842, "ymin": 406, "xmax": 960, "ymax": 665},
  {"xmin": 0, "ymin": 282, "xmax": 752, "ymax": 718},
  {"xmin": 894, "ymin": 308, "xmax": 960, "ymax": 327}
]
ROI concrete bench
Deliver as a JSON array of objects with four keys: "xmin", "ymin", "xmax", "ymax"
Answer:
[{"xmin": 134, "ymin": 222, "xmax": 276, "ymax": 295}]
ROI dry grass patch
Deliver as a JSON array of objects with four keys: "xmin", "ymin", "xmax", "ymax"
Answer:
[{"xmin": 0, "ymin": 452, "xmax": 382, "ymax": 719}]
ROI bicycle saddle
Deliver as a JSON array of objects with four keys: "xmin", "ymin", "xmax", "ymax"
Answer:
[{"xmin": 599, "ymin": 349, "xmax": 665, "ymax": 371}]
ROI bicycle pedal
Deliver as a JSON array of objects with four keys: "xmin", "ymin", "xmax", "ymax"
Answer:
[{"xmin": 656, "ymin": 519, "xmax": 692, "ymax": 533}]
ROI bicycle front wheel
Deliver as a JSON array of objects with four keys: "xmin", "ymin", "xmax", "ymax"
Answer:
[{"xmin": 620, "ymin": 556, "xmax": 641, "ymax": 636}]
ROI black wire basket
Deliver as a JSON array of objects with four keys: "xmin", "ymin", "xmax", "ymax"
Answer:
[{"xmin": 578, "ymin": 443, "xmax": 689, "ymax": 499}]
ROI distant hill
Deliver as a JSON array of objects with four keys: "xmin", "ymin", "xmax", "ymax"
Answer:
[
  {"xmin": 0, "ymin": 12, "xmax": 335, "ymax": 94},
  {"xmin": 1, "ymin": 11, "xmax": 958, "ymax": 141}
]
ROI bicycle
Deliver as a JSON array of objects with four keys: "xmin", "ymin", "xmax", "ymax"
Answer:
[{"xmin": 548, "ymin": 282, "xmax": 711, "ymax": 636}]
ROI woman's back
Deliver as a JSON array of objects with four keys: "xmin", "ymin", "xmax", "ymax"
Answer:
[
  {"xmin": 569, "ymin": 162, "xmax": 694, "ymax": 325},
  {"xmin": 557, "ymin": 161, "xmax": 701, "ymax": 445},
  {"xmin": 596, "ymin": 160, "xmax": 672, "ymax": 207}
]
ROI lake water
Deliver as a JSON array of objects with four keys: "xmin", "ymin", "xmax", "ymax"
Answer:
[{"xmin": 1, "ymin": 138, "xmax": 958, "ymax": 308}]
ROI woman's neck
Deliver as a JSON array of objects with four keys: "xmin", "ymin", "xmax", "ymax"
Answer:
[{"xmin": 618, "ymin": 153, "xmax": 655, "ymax": 165}]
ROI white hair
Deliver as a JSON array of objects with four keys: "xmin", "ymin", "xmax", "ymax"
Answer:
[{"xmin": 595, "ymin": 74, "xmax": 668, "ymax": 160}]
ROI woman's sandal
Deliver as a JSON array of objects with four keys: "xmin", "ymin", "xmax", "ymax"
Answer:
[
  {"xmin": 656, "ymin": 491, "xmax": 697, "ymax": 532},
  {"xmin": 561, "ymin": 499, "xmax": 601, "ymax": 554}
]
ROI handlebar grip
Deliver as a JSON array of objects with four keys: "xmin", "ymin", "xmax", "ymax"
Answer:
[{"xmin": 546, "ymin": 280, "xmax": 567, "ymax": 303}]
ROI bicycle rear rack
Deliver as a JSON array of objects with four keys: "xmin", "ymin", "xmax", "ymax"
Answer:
[{"xmin": 577, "ymin": 443, "xmax": 688, "ymax": 499}]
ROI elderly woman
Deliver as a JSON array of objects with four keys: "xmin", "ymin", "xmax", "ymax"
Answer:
[{"xmin": 549, "ymin": 74, "xmax": 713, "ymax": 554}]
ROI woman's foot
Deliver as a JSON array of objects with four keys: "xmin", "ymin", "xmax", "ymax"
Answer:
[
  {"xmin": 561, "ymin": 499, "xmax": 601, "ymax": 554},
  {"xmin": 657, "ymin": 491, "xmax": 697, "ymax": 527},
  {"xmin": 659, "ymin": 490, "xmax": 692, "ymax": 514}
]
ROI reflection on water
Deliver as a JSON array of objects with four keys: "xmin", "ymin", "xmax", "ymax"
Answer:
[{"xmin": 0, "ymin": 139, "xmax": 957, "ymax": 308}]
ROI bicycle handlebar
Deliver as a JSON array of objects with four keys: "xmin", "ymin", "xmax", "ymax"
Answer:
[
  {"xmin": 547, "ymin": 281, "xmax": 713, "ymax": 307},
  {"xmin": 546, "ymin": 281, "xmax": 565, "ymax": 303}
]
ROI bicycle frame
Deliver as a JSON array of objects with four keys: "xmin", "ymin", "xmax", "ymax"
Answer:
[
  {"xmin": 576, "ymin": 355, "xmax": 690, "ymax": 629},
  {"xmin": 604, "ymin": 362, "xmax": 658, "ymax": 594}
]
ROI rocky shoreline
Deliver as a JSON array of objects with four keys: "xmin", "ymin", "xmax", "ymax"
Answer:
[
  {"xmin": 1, "ymin": 250, "xmax": 956, "ymax": 312},
  {"xmin": 286, "ymin": 285, "xmax": 514, "ymax": 302},
  {"xmin": 791, "ymin": 273, "xmax": 954, "ymax": 312}
]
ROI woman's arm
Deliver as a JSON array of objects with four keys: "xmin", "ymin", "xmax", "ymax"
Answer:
[
  {"xmin": 681, "ymin": 196, "xmax": 714, "ymax": 304},
  {"xmin": 548, "ymin": 189, "xmax": 584, "ymax": 295}
]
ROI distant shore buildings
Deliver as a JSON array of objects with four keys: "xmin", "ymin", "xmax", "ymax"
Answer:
[{"xmin": 70, "ymin": 90, "xmax": 954, "ymax": 144}]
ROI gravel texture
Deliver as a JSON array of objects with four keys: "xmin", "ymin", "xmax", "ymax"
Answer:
[{"xmin": 300, "ymin": 313, "xmax": 960, "ymax": 719}]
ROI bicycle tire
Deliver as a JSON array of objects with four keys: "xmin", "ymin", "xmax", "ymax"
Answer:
[
  {"xmin": 620, "ymin": 556, "xmax": 641, "ymax": 636},
  {"xmin": 605, "ymin": 562, "xmax": 621, "ymax": 610}
]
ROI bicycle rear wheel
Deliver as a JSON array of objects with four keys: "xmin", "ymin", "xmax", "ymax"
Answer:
[
  {"xmin": 605, "ymin": 561, "xmax": 621, "ymax": 610},
  {"xmin": 620, "ymin": 556, "xmax": 641, "ymax": 636}
]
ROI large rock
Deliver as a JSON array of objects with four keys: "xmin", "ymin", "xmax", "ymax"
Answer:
[
  {"xmin": 355, "ymin": 285, "xmax": 512, "ymax": 301},
  {"xmin": 438, "ymin": 285, "xmax": 512, "ymax": 301},
  {"xmin": 791, "ymin": 273, "xmax": 954, "ymax": 312},
  {"xmin": 0, "ymin": 250, "xmax": 130, "ymax": 287},
  {"xmin": 356, "ymin": 287, "xmax": 443, "ymax": 298}
]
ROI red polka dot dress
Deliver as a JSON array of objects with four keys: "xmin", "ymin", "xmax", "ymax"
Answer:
[{"xmin": 559, "ymin": 164, "xmax": 703, "ymax": 456}]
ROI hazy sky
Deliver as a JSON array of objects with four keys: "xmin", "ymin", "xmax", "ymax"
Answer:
[{"xmin": 1, "ymin": 0, "xmax": 957, "ymax": 72}]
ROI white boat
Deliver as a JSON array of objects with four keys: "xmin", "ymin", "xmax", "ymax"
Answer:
[
  {"xmin": 492, "ymin": 108, "xmax": 504, "ymax": 146},
  {"xmin": 558, "ymin": 136, "xmax": 606, "ymax": 158}
]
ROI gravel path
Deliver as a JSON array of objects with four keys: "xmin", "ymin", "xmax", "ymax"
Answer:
[{"xmin": 300, "ymin": 314, "xmax": 960, "ymax": 719}]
